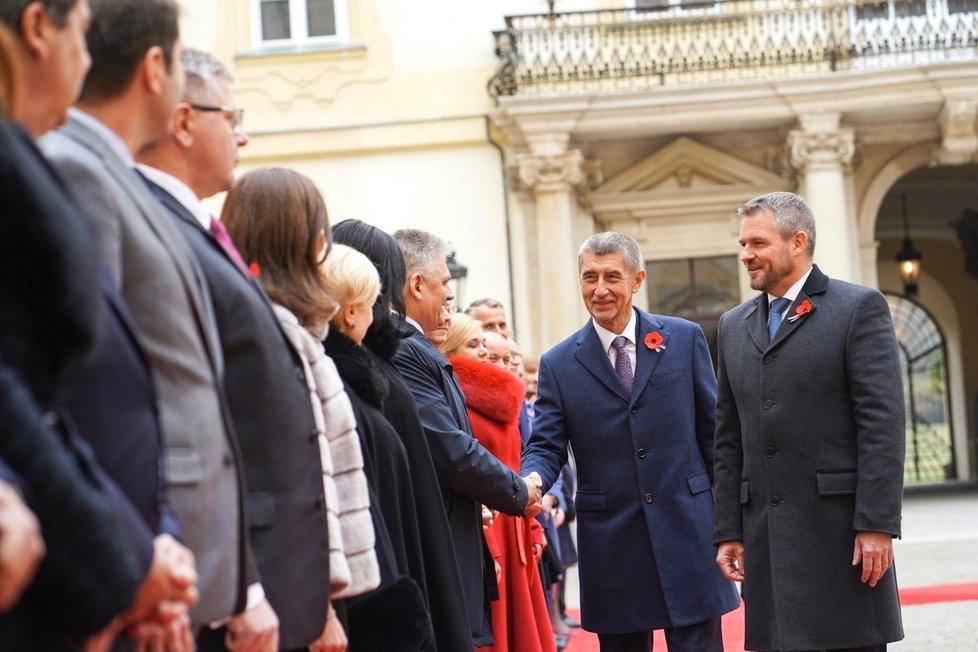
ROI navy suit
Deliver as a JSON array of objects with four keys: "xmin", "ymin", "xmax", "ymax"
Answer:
[
  {"xmin": 151, "ymin": 181, "xmax": 331, "ymax": 649},
  {"xmin": 521, "ymin": 308, "xmax": 739, "ymax": 639},
  {"xmin": 393, "ymin": 326, "xmax": 528, "ymax": 646}
]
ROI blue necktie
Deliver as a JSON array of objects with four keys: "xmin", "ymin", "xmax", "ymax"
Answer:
[
  {"xmin": 612, "ymin": 336, "xmax": 633, "ymax": 394},
  {"xmin": 768, "ymin": 297, "xmax": 790, "ymax": 343}
]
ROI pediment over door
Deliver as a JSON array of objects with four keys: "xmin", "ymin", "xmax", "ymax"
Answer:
[{"xmin": 588, "ymin": 137, "xmax": 792, "ymax": 224}]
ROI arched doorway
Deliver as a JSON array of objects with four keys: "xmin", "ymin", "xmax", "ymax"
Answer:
[{"xmin": 885, "ymin": 293, "xmax": 955, "ymax": 484}]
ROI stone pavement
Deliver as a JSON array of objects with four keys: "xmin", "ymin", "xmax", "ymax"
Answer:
[{"xmin": 562, "ymin": 487, "xmax": 978, "ymax": 650}]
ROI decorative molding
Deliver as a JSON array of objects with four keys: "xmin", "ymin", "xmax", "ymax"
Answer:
[
  {"xmin": 510, "ymin": 149, "xmax": 601, "ymax": 194},
  {"xmin": 936, "ymin": 98, "xmax": 978, "ymax": 165},
  {"xmin": 788, "ymin": 114, "xmax": 857, "ymax": 173}
]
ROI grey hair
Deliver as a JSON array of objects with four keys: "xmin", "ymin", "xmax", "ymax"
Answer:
[
  {"xmin": 465, "ymin": 297, "xmax": 503, "ymax": 314},
  {"xmin": 393, "ymin": 228, "xmax": 450, "ymax": 278},
  {"xmin": 578, "ymin": 232, "xmax": 643, "ymax": 273},
  {"xmin": 182, "ymin": 48, "xmax": 234, "ymax": 104},
  {"xmin": 737, "ymin": 191, "xmax": 816, "ymax": 257}
]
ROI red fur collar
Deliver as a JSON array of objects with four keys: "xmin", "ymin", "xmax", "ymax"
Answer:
[{"xmin": 451, "ymin": 356, "xmax": 526, "ymax": 425}]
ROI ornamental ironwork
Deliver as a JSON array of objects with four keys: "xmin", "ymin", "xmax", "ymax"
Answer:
[{"xmin": 488, "ymin": 0, "xmax": 978, "ymax": 98}]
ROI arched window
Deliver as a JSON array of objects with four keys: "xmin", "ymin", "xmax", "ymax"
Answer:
[{"xmin": 884, "ymin": 293, "xmax": 955, "ymax": 484}]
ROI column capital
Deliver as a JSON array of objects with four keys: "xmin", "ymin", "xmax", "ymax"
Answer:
[
  {"xmin": 788, "ymin": 113, "xmax": 856, "ymax": 172},
  {"xmin": 510, "ymin": 149, "xmax": 602, "ymax": 194}
]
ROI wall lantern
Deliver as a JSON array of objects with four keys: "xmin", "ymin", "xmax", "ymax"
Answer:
[{"xmin": 895, "ymin": 194, "xmax": 922, "ymax": 297}]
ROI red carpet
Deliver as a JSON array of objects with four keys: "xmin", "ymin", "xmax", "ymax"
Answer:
[{"xmin": 562, "ymin": 583, "xmax": 978, "ymax": 651}]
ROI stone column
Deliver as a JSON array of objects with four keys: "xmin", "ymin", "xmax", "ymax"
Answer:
[
  {"xmin": 788, "ymin": 113, "xmax": 860, "ymax": 284},
  {"xmin": 513, "ymin": 145, "xmax": 594, "ymax": 352}
]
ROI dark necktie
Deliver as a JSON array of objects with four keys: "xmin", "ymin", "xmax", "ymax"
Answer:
[
  {"xmin": 612, "ymin": 335, "xmax": 633, "ymax": 394},
  {"xmin": 209, "ymin": 217, "xmax": 249, "ymax": 276},
  {"xmin": 768, "ymin": 297, "xmax": 791, "ymax": 343}
]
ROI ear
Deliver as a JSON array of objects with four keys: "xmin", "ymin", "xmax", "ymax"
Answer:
[
  {"xmin": 407, "ymin": 272, "xmax": 425, "ymax": 301},
  {"xmin": 631, "ymin": 268, "xmax": 646, "ymax": 295},
  {"xmin": 343, "ymin": 305, "xmax": 357, "ymax": 329},
  {"xmin": 142, "ymin": 45, "xmax": 167, "ymax": 96},
  {"xmin": 18, "ymin": 3, "xmax": 52, "ymax": 58},
  {"xmin": 171, "ymin": 103, "xmax": 195, "ymax": 148},
  {"xmin": 792, "ymin": 231, "xmax": 808, "ymax": 257}
]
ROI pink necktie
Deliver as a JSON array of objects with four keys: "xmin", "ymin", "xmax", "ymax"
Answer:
[{"xmin": 209, "ymin": 217, "xmax": 249, "ymax": 276}]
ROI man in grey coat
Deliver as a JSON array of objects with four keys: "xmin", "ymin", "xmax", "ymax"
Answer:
[
  {"xmin": 40, "ymin": 0, "xmax": 252, "ymax": 635},
  {"xmin": 713, "ymin": 191, "xmax": 905, "ymax": 651}
]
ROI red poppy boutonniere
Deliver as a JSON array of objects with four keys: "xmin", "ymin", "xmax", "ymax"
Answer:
[
  {"xmin": 786, "ymin": 299, "xmax": 813, "ymax": 323},
  {"xmin": 644, "ymin": 331, "xmax": 666, "ymax": 353},
  {"xmin": 249, "ymin": 262, "xmax": 261, "ymax": 278}
]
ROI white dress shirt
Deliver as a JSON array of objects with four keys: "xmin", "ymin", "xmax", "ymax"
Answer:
[
  {"xmin": 767, "ymin": 265, "xmax": 814, "ymax": 317},
  {"xmin": 592, "ymin": 308, "xmax": 639, "ymax": 375}
]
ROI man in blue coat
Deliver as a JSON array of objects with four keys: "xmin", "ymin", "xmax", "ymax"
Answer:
[
  {"xmin": 391, "ymin": 228, "xmax": 543, "ymax": 647},
  {"xmin": 521, "ymin": 232, "xmax": 739, "ymax": 652}
]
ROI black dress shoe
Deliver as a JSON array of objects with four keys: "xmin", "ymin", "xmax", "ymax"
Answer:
[{"xmin": 562, "ymin": 616, "xmax": 581, "ymax": 628}]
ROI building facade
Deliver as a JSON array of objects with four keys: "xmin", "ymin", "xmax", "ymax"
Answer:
[{"xmin": 182, "ymin": 0, "xmax": 978, "ymax": 486}]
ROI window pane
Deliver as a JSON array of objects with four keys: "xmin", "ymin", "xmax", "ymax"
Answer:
[
  {"xmin": 307, "ymin": 0, "xmax": 337, "ymax": 37},
  {"xmin": 261, "ymin": 0, "xmax": 291, "ymax": 40},
  {"xmin": 691, "ymin": 256, "xmax": 739, "ymax": 314},
  {"xmin": 646, "ymin": 260, "xmax": 694, "ymax": 316}
]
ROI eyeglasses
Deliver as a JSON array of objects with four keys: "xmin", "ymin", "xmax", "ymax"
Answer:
[{"xmin": 190, "ymin": 103, "xmax": 244, "ymax": 131}]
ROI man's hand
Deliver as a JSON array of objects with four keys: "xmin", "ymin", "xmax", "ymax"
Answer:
[
  {"xmin": 225, "ymin": 597, "xmax": 279, "ymax": 652},
  {"xmin": 481, "ymin": 505, "xmax": 497, "ymax": 530},
  {"xmin": 128, "ymin": 610, "xmax": 193, "ymax": 652},
  {"xmin": 553, "ymin": 507, "xmax": 566, "ymax": 529},
  {"xmin": 0, "ymin": 480, "xmax": 45, "ymax": 611},
  {"xmin": 523, "ymin": 472, "xmax": 543, "ymax": 517},
  {"xmin": 716, "ymin": 540, "xmax": 745, "ymax": 582},
  {"xmin": 123, "ymin": 534, "xmax": 198, "ymax": 626},
  {"xmin": 853, "ymin": 530, "xmax": 894, "ymax": 588},
  {"xmin": 308, "ymin": 605, "xmax": 347, "ymax": 652}
]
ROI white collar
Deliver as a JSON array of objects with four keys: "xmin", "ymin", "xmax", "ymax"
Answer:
[
  {"xmin": 768, "ymin": 265, "xmax": 814, "ymax": 306},
  {"xmin": 592, "ymin": 307, "xmax": 638, "ymax": 353},
  {"xmin": 404, "ymin": 315, "xmax": 424, "ymax": 335},
  {"xmin": 135, "ymin": 164, "xmax": 211, "ymax": 230}
]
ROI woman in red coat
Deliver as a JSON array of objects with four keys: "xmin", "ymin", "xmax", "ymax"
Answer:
[{"xmin": 440, "ymin": 315, "xmax": 555, "ymax": 652}]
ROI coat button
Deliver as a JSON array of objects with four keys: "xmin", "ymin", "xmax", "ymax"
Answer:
[
  {"xmin": 630, "ymin": 404, "xmax": 639, "ymax": 415},
  {"xmin": 765, "ymin": 447, "xmax": 776, "ymax": 458},
  {"xmin": 637, "ymin": 448, "xmax": 647, "ymax": 459},
  {"xmin": 41, "ymin": 410, "xmax": 59, "ymax": 428},
  {"xmin": 771, "ymin": 495, "xmax": 782, "ymax": 506},
  {"xmin": 762, "ymin": 399, "xmax": 773, "ymax": 410},
  {"xmin": 295, "ymin": 367, "xmax": 305, "ymax": 383},
  {"xmin": 643, "ymin": 493, "xmax": 654, "ymax": 503},
  {"xmin": 763, "ymin": 355, "xmax": 773, "ymax": 365}
]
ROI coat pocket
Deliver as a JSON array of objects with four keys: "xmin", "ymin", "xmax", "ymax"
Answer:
[
  {"xmin": 816, "ymin": 470, "xmax": 858, "ymax": 496},
  {"xmin": 165, "ymin": 449, "xmax": 203, "ymax": 485},
  {"xmin": 686, "ymin": 470, "xmax": 712, "ymax": 495},
  {"xmin": 575, "ymin": 490, "xmax": 606, "ymax": 512},
  {"xmin": 739, "ymin": 479, "xmax": 750, "ymax": 505},
  {"xmin": 246, "ymin": 492, "xmax": 276, "ymax": 528}
]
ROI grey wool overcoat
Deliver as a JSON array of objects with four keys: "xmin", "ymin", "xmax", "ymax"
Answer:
[{"xmin": 713, "ymin": 265, "xmax": 905, "ymax": 651}]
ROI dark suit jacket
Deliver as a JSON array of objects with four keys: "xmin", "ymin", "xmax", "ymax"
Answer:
[
  {"xmin": 393, "ymin": 325, "xmax": 528, "ymax": 646},
  {"xmin": 61, "ymin": 269, "xmax": 178, "ymax": 537},
  {"xmin": 0, "ymin": 119, "xmax": 146, "ymax": 647},
  {"xmin": 153, "ymin": 181, "xmax": 331, "ymax": 648},
  {"xmin": 713, "ymin": 265, "xmax": 905, "ymax": 650},
  {"xmin": 521, "ymin": 308, "xmax": 739, "ymax": 633}
]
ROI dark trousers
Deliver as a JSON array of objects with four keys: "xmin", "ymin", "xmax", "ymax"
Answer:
[
  {"xmin": 597, "ymin": 616, "xmax": 723, "ymax": 652},
  {"xmin": 802, "ymin": 647, "xmax": 887, "ymax": 652}
]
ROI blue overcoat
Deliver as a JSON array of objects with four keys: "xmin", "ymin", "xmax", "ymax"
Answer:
[{"xmin": 522, "ymin": 308, "xmax": 739, "ymax": 634}]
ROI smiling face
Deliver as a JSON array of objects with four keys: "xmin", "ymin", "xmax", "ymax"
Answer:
[
  {"xmin": 579, "ymin": 251, "xmax": 646, "ymax": 334},
  {"xmin": 410, "ymin": 257, "xmax": 454, "ymax": 345},
  {"xmin": 739, "ymin": 209, "xmax": 808, "ymax": 297}
]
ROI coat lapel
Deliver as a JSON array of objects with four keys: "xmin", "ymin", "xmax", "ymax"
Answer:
[
  {"xmin": 573, "ymin": 321, "xmax": 630, "ymax": 402},
  {"xmin": 744, "ymin": 295, "xmax": 768, "ymax": 353},
  {"xmin": 632, "ymin": 310, "xmax": 665, "ymax": 396},
  {"xmin": 769, "ymin": 265, "xmax": 828, "ymax": 349}
]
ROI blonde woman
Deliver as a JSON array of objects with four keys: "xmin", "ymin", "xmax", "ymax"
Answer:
[
  {"xmin": 439, "ymin": 315, "xmax": 555, "ymax": 652},
  {"xmin": 321, "ymin": 244, "xmax": 433, "ymax": 650},
  {"xmin": 222, "ymin": 169, "xmax": 379, "ymax": 652}
]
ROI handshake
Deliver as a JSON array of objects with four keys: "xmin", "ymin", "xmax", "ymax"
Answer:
[{"xmin": 522, "ymin": 472, "xmax": 544, "ymax": 518}]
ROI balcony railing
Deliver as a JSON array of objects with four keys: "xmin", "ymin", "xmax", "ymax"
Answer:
[{"xmin": 488, "ymin": 0, "xmax": 978, "ymax": 97}]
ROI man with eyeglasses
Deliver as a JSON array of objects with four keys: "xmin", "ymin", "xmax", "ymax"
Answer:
[
  {"xmin": 137, "ymin": 48, "xmax": 338, "ymax": 652},
  {"xmin": 40, "ymin": 0, "xmax": 254, "ymax": 641}
]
